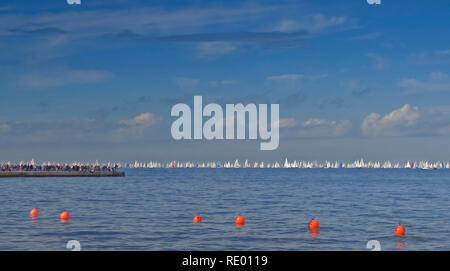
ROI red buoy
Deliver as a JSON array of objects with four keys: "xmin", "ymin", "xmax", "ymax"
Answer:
[
  {"xmin": 394, "ymin": 225, "xmax": 406, "ymax": 236},
  {"xmin": 30, "ymin": 208, "xmax": 39, "ymax": 217},
  {"xmin": 193, "ymin": 215, "xmax": 203, "ymax": 223},
  {"xmin": 235, "ymin": 215, "xmax": 245, "ymax": 226},
  {"xmin": 60, "ymin": 211, "xmax": 70, "ymax": 221},
  {"xmin": 308, "ymin": 218, "xmax": 320, "ymax": 230}
]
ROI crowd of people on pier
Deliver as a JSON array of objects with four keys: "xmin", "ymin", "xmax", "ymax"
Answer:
[{"xmin": 0, "ymin": 163, "xmax": 119, "ymax": 172}]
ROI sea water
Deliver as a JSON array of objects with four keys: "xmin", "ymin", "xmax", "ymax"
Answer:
[{"xmin": 0, "ymin": 169, "xmax": 448, "ymax": 250}]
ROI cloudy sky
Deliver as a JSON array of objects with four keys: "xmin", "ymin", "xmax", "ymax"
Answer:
[{"xmin": 1, "ymin": 0, "xmax": 450, "ymax": 163}]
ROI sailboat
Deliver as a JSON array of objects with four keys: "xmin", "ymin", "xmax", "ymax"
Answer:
[
  {"xmin": 284, "ymin": 158, "xmax": 290, "ymax": 168},
  {"xmin": 233, "ymin": 160, "xmax": 241, "ymax": 168}
]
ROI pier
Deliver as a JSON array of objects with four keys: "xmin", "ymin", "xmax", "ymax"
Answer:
[{"xmin": 0, "ymin": 171, "xmax": 125, "ymax": 178}]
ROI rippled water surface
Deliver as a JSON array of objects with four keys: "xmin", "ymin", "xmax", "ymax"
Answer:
[{"xmin": 0, "ymin": 169, "xmax": 449, "ymax": 250}]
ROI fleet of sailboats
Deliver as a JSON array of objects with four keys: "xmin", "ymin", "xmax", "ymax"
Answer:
[
  {"xmin": 123, "ymin": 158, "xmax": 449, "ymax": 169},
  {"xmin": 3, "ymin": 158, "xmax": 447, "ymax": 170}
]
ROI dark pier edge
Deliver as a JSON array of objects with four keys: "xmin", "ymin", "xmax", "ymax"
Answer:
[{"xmin": 0, "ymin": 171, "xmax": 125, "ymax": 178}]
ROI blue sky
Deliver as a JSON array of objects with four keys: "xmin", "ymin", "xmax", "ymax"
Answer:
[{"xmin": 1, "ymin": 0, "xmax": 450, "ymax": 162}]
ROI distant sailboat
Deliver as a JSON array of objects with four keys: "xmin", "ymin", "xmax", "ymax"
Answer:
[{"xmin": 284, "ymin": 158, "xmax": 290, "ymax": 168}]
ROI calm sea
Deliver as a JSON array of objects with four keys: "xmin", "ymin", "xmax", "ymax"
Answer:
[{"xmin": 0, "ymin": 169, "xmax": 449, "ymax": 250}]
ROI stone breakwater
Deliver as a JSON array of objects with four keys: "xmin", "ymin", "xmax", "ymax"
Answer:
[{"xmin": 0, "ymin": 171, "xmax": 125, "ymax": 178}]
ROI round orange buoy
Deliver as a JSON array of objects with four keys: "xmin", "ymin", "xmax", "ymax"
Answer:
[
  {"xmin": 394, "ymin": 224, "xmax": 406, "ymax": 236},
  {"xmin": 308, "ymin": 218, "xmax": 320, "ymax": 230},
  {"xmin": 60, "ymin": 211, "xmax": 70, "ymax": 221},
  {"xmin": 235, "ymin": 215, "xmax": 245, "ymax": 226},
  {"xmin": 30, "ymin": 208, "xmax": 39, "ymax": 217},
  {"xmin": 193, "ymin": 215, "xmax": 203, "ymax": 223}
]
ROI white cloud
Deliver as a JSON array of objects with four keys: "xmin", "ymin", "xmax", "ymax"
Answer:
[
  {"xmin": 298, "ymin": 118, "xmax": 351, "ymax": 137},
  {"xmin": 17, "ymin": 68, "xmax": 113, "ymax": 89},
  {"xmin": 67, "ymin": 0, "xmax": 81, "ymax": 5},
  {"xmin": 304, "ymin": 14, "xmax": 348, "ymax": 33},
  {"xmin": 437, "ymin": 49, "xmax": 450, "ymax": 56},
  {"xmin": 266, "ymin": 74, "xmax": 327, "ymax": 83},
  {"xmin": 1, "ymin": 4, "xmax": 356, "ymax": 63},
  {"xmin": 0, "ymin": 115, "xmax": 164, "ymax": 144},
  {"xmin": 2, "ymin": 5, "xmax": 351, "ymax": 40},
  {"xmin": 267, "ymin": 74, "xmax": 304, "ymax": 81},
  {"xmin": 0, "ymin": 118, "xmax": 114, "ymax": 143},
  {"xmin": 196, "ymin": 42, "xmax": 238, "ymax": 57},
  {"xmin": 277, "ymin": 118, "xmax": 299, "ymax": 129},
  {"xmin": 207, "ymin": 80, "xmax": 238, "ymax": 87},
  {"xmin": 119, "ymin": 113, "xmax": 160, "ymax": 128},
  {"xmin": 173, "ymin": 77, "xmax": 237, "ymax": 90},
  {"xmin": 361, "ymin": 104, "xmax": 421, "ymax": 136},
  {"xmin": 351, "ymin": 32, "xmax": 382, "ymax": 40},
  {"xmin": 115, "ymin": 113, "xmax": 161, "ymax": 139},
  {"xmin": 273, "ymin": 14, "xmax": 349, "ymax": 33},
  {"xmin": 367, "ymin": 0, "xmax": 381, "ymax": 5},
  {"xmin": 398, "ymin": 74, "xmax": 450, "ymax": 94},
  {"xmin": 0, "ymin": 124, "xmax": 11, "ymax": 133},
  {"xmin": 272, "ymin": 20, "xmax": 303, "ymax": 32},
  {"xmin": 0, "ymin": 5, "xmax": 276, "ymax": 38},
  {"xmin": 361, "ymin": 104, "xmax": 450, "ymax": 137},
  {"xmin": 174, "ymin": 77, "xmax": 199, "ymax": 89},
  {"xmin": 429, "ymin": 71, "xmax": 448, "ymax": 81}
]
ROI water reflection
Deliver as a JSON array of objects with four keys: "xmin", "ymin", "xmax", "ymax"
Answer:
[
  {"xmin": 396, "ymin": 241, "xmax": 404, "ymax": 249},
  {"xmin": 309, "ymin": 229, "xmax": 319, "ymax": 238}
]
